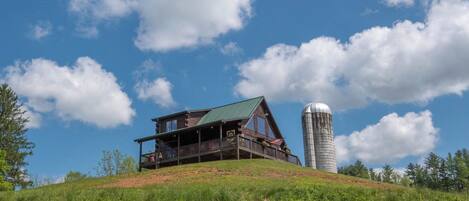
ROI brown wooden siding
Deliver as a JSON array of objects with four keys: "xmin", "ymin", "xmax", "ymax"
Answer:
[{"xmin": 186, "ymin": 111, "xmax": 208, "ymax": 127}]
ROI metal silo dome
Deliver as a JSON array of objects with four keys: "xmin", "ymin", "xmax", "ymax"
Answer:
[{"xmin": 303, "ymin": 102, "xmax": 332, "ymax": 114}]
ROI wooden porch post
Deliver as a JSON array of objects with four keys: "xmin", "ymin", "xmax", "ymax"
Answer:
[
  {"xmin": 155, "ymin": 138, "xmax": 159, "ymax": 169},
  {"xmin": 138, "ymin": 141, "xmax": 142, "ymax": 172},
  {"xmin": 177, "ymin": 134, "xmax": 180, "ymax": 165},
  {"xmin": 249, "ymin": 140, "xmax": 252, "ymax": 159},
  {"xmin": 198, "ymin": 129, "xmax": 201, "ymax": 163},
  {"xmin": 219, "ymin": 124, "xmax": 223, "ymax": 160},
  {"xmin": 263, "ymin": 146, "xmax": 266, "ymax": 159},
  {"xmin": 236, "ymin": 134, "xmax": 240, "ymax": 160}
]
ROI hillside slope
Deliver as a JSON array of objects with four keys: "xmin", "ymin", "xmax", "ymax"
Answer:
[{"xmin": 1, "ymin": 159, "xmax": 466, "ymax": 201}]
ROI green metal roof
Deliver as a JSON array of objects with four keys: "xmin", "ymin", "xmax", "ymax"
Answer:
[{"xmin": 196, "ymin": 96, "xmax": 264, "ymax": 125}]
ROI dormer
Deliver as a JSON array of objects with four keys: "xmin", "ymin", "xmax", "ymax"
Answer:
[{"xmin": 152, "ymin": 109, "xmax": 209, "ymax": 133}]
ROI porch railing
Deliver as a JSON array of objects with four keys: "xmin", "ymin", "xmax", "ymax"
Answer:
[
  {"xmin": 238, "ymin": 136, "xmax": 301, "ymax": 165},
  {"xmin": 140, "ymin": 135, "xmax": 301, "ymax": 167}
]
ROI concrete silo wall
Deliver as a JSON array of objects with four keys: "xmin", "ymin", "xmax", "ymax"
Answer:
[
  {"xmin": 311, "ymin": 112, "xmax": 337, "ymax": 173},
  {"xmin": 302, "ymin": 112, "xmax": 316, "ymax": 168}
]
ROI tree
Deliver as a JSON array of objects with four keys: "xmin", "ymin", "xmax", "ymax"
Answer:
[
  {"xmin": 0, "ymin": 84, "xmax": 34, "ymax": 189},
  {"xmin": 461, "ymin": 149, "xmax": 469, "ymax": 193},
  {"xmin": 439, "ymin": 158, "xmax": 451, "ymax": 191},
  {"xmin": 338, "ymin": 160, "xmax": 369, "ymax": 179},
  {"xmin": 454, "ymin": 150, "xmax": 469, "ymax": 192},
  {"xmin": 381, "ymin": 164, "xmax": 394, "ymax": 183},
  {"xmin": 64, "ymin": 171, "xmax": 87, "ymax": 183},
  {"xmin": 399, "ymin": 176, "xmax": 412, "ymax": 187},
  {"xmin": 414, "ymin": 164, "xmax": 428, "ymax": 187},
  {"xmin": 97, "ymin": 149, "xmax": 137, "ymax": 176},
  {"xmin": 391, "ymin": 171, "xmax": 402, "ymax": 184},
  {"xmin": 463, "ymin": 149, "xmax": 469, "ymax": 166},
  {"xmin": 97, "ymin": 150, "xmax": 115, "ymax": 176},
  {"xmin": 369, "ymin": 168, "xmax": 379, "ymax": 181},
  {"xmin": 405, "ymin": 163, "xmax": 417, "ymax": 185},
  {"xmin": 0, "ymin": 150, "xmax": 13, "ymax": 191},
  {"xmin": 425, "ymin": 152, "xmax": 442, "ymax": 189},
  {"xmin": 119, "ymin": 156, "xmax": 137, "ymax": 174},
  {"xmin": 446, "ymin": 153, "xmax": 458, "ymax": 191},
  {"xmin": 112, "ymin": 150, "xmax": 123, "ymax": 175}
]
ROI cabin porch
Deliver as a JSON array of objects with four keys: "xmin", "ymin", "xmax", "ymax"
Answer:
[{"xmin": 136, "ymin": 123, "xmax": 301, "ymax": 171}]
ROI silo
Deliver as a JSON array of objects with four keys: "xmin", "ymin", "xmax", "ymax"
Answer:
[
  {"xmin": 302, "ymin": 104, "xmax": 316, "ymax": 168},
  {"xmin": 302, "ymin": 103, "xmax": 337, "ymax": 173}
]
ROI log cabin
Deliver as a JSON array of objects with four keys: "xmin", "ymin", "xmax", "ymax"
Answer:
[{"xmin": 134, "ymin": 96, "xmax": 301, "ymax": 171}]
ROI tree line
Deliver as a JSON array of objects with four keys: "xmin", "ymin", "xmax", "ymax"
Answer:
[
  {"xmin": 338, "ymin": 150, "xmax": 469, "ymax": 193},
  {"xmin": 338, "ymin": 160, "xmax": 411, "ymax": 185},
  {"xmin": 30, "ymin": 149, "xmax": 138, "ymax": 187},
  {"xmin": 58, "ymin": 149, "xmax": 138, "ymax": 185}
]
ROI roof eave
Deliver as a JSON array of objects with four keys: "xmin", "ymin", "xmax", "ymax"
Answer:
[
  {"xmin": 135, "ymin": 118, "xmax": 244, "ymax": 143},
  {"xmin": 151, "ymin": 109, "xmax": 211, "ymax": 122}
]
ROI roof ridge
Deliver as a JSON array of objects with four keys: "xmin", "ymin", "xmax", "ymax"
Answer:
[
  {"xmin": 196, "ymin": 96, "xmax": 265, "ymax": 126},
  {"xmin": 208, "ymin": 96, "xmax": 264, "ymax": 110},
  {"xmin": 246, "ymin": 97, "xmax": 264, "ymax": 119}
]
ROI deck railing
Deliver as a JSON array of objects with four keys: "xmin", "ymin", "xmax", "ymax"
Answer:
[
  {"xmin": 238, "ymin": 136, "xmax": 301, "ymax": 165},
  {"xmin": 140, "ymin": 135, "xmax": 301, "ymax": 167}
]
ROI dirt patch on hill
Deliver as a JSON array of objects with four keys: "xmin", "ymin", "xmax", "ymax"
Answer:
[{"xmin": 99, "ymin": 167, "xmax": 223, "ymax": 188}]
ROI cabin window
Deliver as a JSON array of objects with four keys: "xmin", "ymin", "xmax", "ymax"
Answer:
[
  {"xmin": 257, "ymin": 116, "xmax": 266, "ymax": 135},
  {"xmin": 165, "ymin": 119, "xmax": 177, "ymax": 132},
  {"xmin": 246, "ymin": 117, "xmax": 255, "ymax": 131},
  {"xmin": 267, "ymin": 123, "xmax": 274, "ymax": 138}
]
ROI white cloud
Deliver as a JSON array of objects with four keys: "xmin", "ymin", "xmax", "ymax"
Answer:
[
  {"xmin": 335, "ymin": 111, "xmax": 438, "ymax": 164},
  {"xmin": 235, "ymin": 38, "xmax": 357, "ymax": 110},
  {"xmin": 360, "ymin": 8, "xmax": 379, "ymax": 16},
  {"xmin": 235, "ymin": 0, "xmax": 469, "ymax": 111},
  {"xmin": 69, "ymin": 0, "xmax": 137, "ymax": 20},
  {"xmin": 30, "ymin": 21, "xmax": 52, "ymax": 40},
  {"xmin": 2, "ymin": 57, "xmax": 135, "ymax": 128},
  {"xmin": 135, "ymin": 0, "xmax": 252, "ymax": 52},
  {"xmin": 69, "ymin": 0, "xmax": 138, "ymax": 37},
  {"xmin": 22, "ymin": 106, "xmax": 42, "ymax": 129},
  {"xmin": 135, "ymin": 78, "xmax": 175, "ymax": 108},
  {"xmin": 69, "ymin": 0, "xmax": 252, "ymax": 51},
  {"xmin": 132, "ymin": 59, "xmax": 161, "ymax": 79},
  {"xmin": 220, "ymin": 42, "xmax": 242, "ymax": 56},
  {"xmin": 384, "ymin": 0, "xmax": 415, "ymax": 7}
]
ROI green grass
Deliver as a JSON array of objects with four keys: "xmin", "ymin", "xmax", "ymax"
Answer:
[{"xmin": 1, "ymin": 159, "xmax": 467, "ymax": 201}]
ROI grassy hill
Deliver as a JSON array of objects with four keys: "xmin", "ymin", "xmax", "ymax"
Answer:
[{"xmin": 1, "ymin": 159, "xmax": 467, "ymax": 201}]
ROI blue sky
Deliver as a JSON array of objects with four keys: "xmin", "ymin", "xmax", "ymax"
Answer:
[{"xmin": 1, "ymin": 0, "xmax": 468, "ymax": 180}]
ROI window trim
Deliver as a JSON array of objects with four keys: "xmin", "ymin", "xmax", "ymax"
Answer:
[
  {"xmin": 165, "ymin": 119, "xmax": 177, "ymax": 132},
  {"xmin": 267, "ymin": 122, "xmax": 274, "ymax": 138},
  {"xmin": 245, "ymin": 117, "xmax": 255, "ymax": 131},
  {"xmin": 256, "ymin": 116, "xmax": 266, "ymax": 135},
  {"xmin": 245, "ymin": 115, "xmax": 271, "ymax": 137}
]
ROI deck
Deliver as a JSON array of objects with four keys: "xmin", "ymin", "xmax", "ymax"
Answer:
[{"xmin": 139, "ymin": 135, "xmax": 301, "ymax": 169}]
